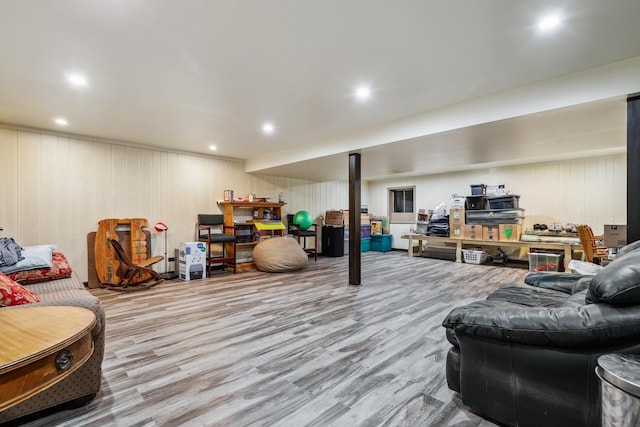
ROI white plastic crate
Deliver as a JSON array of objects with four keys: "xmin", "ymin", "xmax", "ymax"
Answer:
[{"xmin": 462, "ymin": 249, "xmax": 488, "ymax": 264}]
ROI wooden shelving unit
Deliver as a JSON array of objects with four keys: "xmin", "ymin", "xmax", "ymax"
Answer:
[{"xmin": 217, "ymin": 201, "xmax": 286, "ymax": 269}]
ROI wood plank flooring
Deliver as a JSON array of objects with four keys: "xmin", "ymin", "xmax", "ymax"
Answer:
[{"xmin": 18, "ymin": 251, "xmax": 528, "ymax": 427}]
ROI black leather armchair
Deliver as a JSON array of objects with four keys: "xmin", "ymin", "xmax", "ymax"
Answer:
[{"xmin": 442, "ymin": 241, "xmax": 640, "ymax": 427}]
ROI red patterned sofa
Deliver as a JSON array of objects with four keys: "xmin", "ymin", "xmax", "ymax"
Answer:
[{"xmin": 0, "ymin": 247, "xmax": 105, "ymax": 424}]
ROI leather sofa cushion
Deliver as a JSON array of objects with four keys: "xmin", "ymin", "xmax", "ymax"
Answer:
[
  {"xmin": 442, "ymin": 288, "xmax": 640, "ymax": 348},
  {"xmin": 587, "ymin": 249, "xmax": 640, "ymax": 304},
  {"xmin": 487, "ymin": 282, "xmax": 575, "ymax": 308},
  {"xmin": 524, "ymin": 272, "xmax": 591, "ymax": 294},
  {"xmin": 615, "ymin": 239, "xmax": 640, "ymax": 258}
]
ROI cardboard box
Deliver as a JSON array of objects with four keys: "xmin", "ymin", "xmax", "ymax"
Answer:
[
  {"xmin": 450, "ymin": 197, "xmax": 466, "ymax": 209},
  {"xmin": 178, "ymin": 242, "xmax": 207, "ymax": 281},
  {"xmin": 499, "ymin": 224, "xmax": 522, "ymax": 242},
  {"xmin": 483, "ymin": 225, "xmax": 500, "ymax": 241},
  {"xmin": 450, "ymin": 224, "xmax": 464, "ymax": 239},
  {"xmin": 449, "ymin": 208, "xmax": 465, "ymax": 226},
  {"xmin": 604, "ymin": 224, "xmax": 627, "ymax": 248},
  {"xmin": 463, "ymin": 224, "xmax": 482, "ymax": 240},
  {"xmin": 370, "ymin": 215, "xmax": 390, "ymax": 234},
  {"xmin": 342, "ymin": 210, "xmax": 372, "ymax": 228}
]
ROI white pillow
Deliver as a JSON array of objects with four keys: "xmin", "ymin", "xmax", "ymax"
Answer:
[{"xmin": 0, "ymin": 244, "xmax": 56, "ymax": 273}]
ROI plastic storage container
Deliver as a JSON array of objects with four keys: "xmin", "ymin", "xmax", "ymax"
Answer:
[
  {"xmin": 470, "ymin": 184, "xmax": 487, "ymax": 195},
  {"xmin": 466, "ymin": 195, "xmax": 487, "ymax": 210},
  {"xmin": 361, "ymin": 225, "xmax": 371, "ymax": 238},
  {"xmin": 361, "ymin": 237, "xmax": 370, "ymax": 252},
  {"xmin": 488, "ymin": 195, "xmax": 520, "ymax": 210},
  {"xmin": 528, "ymin": 252, "xmax": 562, "ymax": 271},
  {"xmin": 344, "ymin": 228, "xmax": 349, "ymax": 255},
  {"xmin": 371, "ymin": 234, "xmax": 392, "ymax": 252},
  {"xmin": 322, "ymin": 225, "xmax": 344, "ymax": 257}
]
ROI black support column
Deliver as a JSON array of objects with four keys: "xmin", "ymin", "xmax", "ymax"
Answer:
[
  {"xmin": 349, "ymin": 152, "xmax": 361, "ymax": 285},
  {"xmin": 628, "ymin": 95, "xmax": 640, "ymax": 244}
]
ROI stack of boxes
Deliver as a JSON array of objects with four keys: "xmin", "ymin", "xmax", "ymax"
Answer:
[
  {"xmin": 342, "ymin": 208, "xmax": 376, "ymax": 253},
  {"xmin": 449, "ymin": 197, "xmax": 466, "ymax": 238},
  {"xmin": 370, "ymin": 216, "xmax": 392, "ymax": 252},
  {"xmin": 448, "ymin": 187, "xmax": 523, "ymax": 242},
  {"xmin": 361, "ymin": 215, "xmax": 371, "ymax": 252}
]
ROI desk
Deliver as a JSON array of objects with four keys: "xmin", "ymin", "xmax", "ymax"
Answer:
[
  {"xmin": 0, "ymin": 306, "xmax": 96, "ymax": 411},
  {"xmin": 401, "ymin": 234, "xmax": 577, "ymax": 270}
]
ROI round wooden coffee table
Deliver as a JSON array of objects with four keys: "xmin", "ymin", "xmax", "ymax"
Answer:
[{"xmin": 0, "ymin": 306, "xmax": 96, "ymax": 411}]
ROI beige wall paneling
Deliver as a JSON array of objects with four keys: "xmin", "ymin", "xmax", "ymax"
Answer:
[
  {"xmin": 4, "ymin": 124, "xmax": 625, "ymax": 280},
  {"xmin": 91, "ymin": 142, "xmax": 114, "ymax": 227},
  {"xmin": 150, "ymin": 150, "xmax": 171, "ymax": 269},
  {"xmin": 0, "ymin": 128, "xmax": 18, "ymax": 235},
  {"xmin": 16, "ymin": 132, "xmax": 43, "ymax": 245},
  {"xmin": 110, "ymin": 144, "xmax": 126, "ymax": 217},
  {"xmin": 40, "ymin": 134, "xmax": 62, "ymax": 249},
  {"xmin": 369, "ymin": 154, "xmax": 626, "ymax": 249},
  {"xmin": 3, "ymin": 127, "xmax": 355, "ymax": 281}
]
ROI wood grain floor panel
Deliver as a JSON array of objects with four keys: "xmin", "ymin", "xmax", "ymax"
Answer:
[{"xmin": 17, "ymin": 251, "xmax": 528, "ymax": 427}]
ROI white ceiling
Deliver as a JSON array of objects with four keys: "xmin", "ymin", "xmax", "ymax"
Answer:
[{"xmin": 1, "ymin": 1, "xmax": 640, "ymax": 181}]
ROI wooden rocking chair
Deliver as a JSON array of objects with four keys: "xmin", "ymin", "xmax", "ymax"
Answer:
[{"xmin": 101, "ymin": 239, "xmax": 164, "ymax": 292}]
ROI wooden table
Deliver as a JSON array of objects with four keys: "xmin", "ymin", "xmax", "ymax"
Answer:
[
  {"xmin": 0, "ymin": 306, "xmax": 96, "ymax": 411},
  {"xmin": 401, "ymin": 234, "xmax": 578, "ymax": 270}
]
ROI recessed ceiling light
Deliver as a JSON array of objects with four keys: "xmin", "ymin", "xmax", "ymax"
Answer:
[
  {"xmin": 209, "ymin": 145, "xmax": 217, "ymax": 151},
  {"xmin": 262, "ymin": 122, "xmax": 275, "ymax": 134},
  {"xmin": 538, "ymin": 14, "xmax": 561, "ymax": 31},
  {"xmin": 54, "ymin": 118, "xmax": 68, "ymax": 126},
  {"xmin": 66, "ymin": 73, "xmax": 88, "ymax": 88},
  {"xmin": 355, "ymin": 86, "xmax": 371, "ymax": 100}
]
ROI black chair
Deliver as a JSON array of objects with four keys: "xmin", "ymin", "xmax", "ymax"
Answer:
[
  {"xmin": 196, "ymin": 214, "xmax": 236, "ymax": 274},
  {"xmin": 287, "ymin": 214, "xmax": 317, "ymax": 261}
]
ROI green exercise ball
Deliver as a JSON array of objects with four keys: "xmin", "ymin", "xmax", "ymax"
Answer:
[{"xmin": 293, "ymin": 210, "xmax": 313, "ymax": 230}]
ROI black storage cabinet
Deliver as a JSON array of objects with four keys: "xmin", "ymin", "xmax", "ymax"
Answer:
[{"xmin": 322, "ymin": 225, "xmax": 344, "ymax": 257}]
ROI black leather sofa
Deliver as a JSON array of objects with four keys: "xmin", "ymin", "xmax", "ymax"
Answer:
[{"xmin": 442, "ymin": 241, "xmax": 640, "ymax": 427}]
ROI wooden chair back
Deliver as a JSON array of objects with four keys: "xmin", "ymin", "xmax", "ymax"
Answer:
[{"xmin": 576, "ymin": 224, "xmax": 608, "ymax": 262}]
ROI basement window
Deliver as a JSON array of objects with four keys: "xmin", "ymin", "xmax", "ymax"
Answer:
[{"xmin": 389, "ymin": 186, "xmax": 415, "ymax": 223}]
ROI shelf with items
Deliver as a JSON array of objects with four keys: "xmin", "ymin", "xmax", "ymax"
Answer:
[{"xmin": 217, "ymin": 201, "xmax": 286, "ymax": 269}]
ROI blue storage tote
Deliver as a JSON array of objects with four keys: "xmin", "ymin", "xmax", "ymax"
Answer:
[
  {"xmin": 371, "ymin": 234, "xmax": 392, "ymax": 252},
  {"xmin": 361, "ymin": 224, "xmax": 371, "ymax": 238},
  {"xmin": 361, "ymin": 237, "xmax": 371, "ymax": 252}
]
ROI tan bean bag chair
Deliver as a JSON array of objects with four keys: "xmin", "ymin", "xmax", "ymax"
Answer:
[{"xmin": 253, "ymin": 236, "xmax": 308, "ymax": 272}]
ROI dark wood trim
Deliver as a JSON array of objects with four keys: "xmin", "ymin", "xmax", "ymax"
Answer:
[
  {"xmin": 349, "ymin": 152, "xmax": 361, "ymax": 285},
  {"xmin": 628, "ymin": 96, "xmax": 640, "ymax": 244}
]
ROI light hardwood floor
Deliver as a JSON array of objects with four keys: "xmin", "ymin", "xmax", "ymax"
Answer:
[{"xmin": 19, "ymin": 251, "xmax": 528, "ymax": 427}]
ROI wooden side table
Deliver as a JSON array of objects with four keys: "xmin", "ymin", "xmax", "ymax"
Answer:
[{"xmin": 0, "ymin": 306, "xmax": 96, "ymax": 411}]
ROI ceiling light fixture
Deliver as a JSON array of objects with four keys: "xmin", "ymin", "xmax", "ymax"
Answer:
[
  {"xmin": 209, "ymin": 145, "xmax": 217, "ymax": 151},
  {"xmin": 54, "ymin": 118, "xmax": 68, "ymax": 126},
  {"xmin": 538, "ymin": 14, "xmax": 561, "ymax": 31},
  {"xmin": 262, "ymin": 122, "xmax": 275, "ymax": 134},
  {"xmin": 355, "ymin": 86, "xmax": 371, "ymax": 100},
  {"xmin": 66, "ymin": 73, "xmax": 88, "ymax": 88}
]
